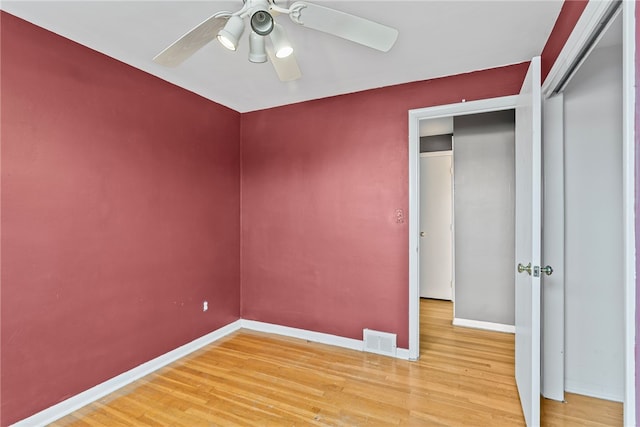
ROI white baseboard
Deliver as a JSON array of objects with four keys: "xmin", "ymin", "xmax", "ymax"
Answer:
[
  {"xmin": 396, "ymin": 348, "xmax": 412, "ymax": 360},
  {"xmin": 11, "ymin": 320, "xmax": 242, "ymax": 427},
  {"xmin": 240, "ymin": 319, "xmax": 363, "ymax": 352},
  {"xmin": 240, "ymin": 319, "xmax": 412, "ymax": 360},
  {"xmin": 565, "ymin": 379, "xmax": 624, "ymax": 403},
  {"xmin": 452, "ymin": 317, "xmax": 515, "ymax": 334}
]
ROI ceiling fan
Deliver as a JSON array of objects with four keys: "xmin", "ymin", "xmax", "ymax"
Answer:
[{"xmin": 153, "ymin": 0, "xmax": 399, "ymax": 82}]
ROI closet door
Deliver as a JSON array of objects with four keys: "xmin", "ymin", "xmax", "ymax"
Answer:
[{"xmin": 419, "ymin": 152, "xmax": 453, "ymax": 300}]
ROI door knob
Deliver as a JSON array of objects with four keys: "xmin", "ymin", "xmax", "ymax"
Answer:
[
  {"xmin": 517, "ymin": 262, "xmax": 532, "ymax": 275},
  {"xmin": 517, "ymin": 263, "xmax": 553, "ymax": 276},
  {"xmin": 420, "ymin": 232, "xmax": 425, "ymax": 237}
]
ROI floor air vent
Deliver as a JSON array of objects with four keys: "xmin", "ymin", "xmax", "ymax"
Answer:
[{"xmin": 363, "ymin": 329, "xmax": 397, "ymax": 357}]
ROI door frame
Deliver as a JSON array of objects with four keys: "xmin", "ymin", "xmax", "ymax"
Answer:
[
  {"xmin": 621, "ymin": 3, "xmax": 636, "ymax": 423},
  {"xmin": 408, "ymin": 95, "xmax": 518, "ymax": 361}
]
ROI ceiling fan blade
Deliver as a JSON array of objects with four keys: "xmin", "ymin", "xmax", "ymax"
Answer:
[
  {"xmin": 288, "ymin": 2, "xmax": 398, "ymax": 52},
  {"xmin": 153, "ymin": 12, "xmax": 231, "ymax": 67},
  {"xmin": 267, "ymin": 49, "xmax": 302, "ymax": 82}
]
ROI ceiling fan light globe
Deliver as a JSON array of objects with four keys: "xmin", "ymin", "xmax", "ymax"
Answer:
[
  {"xmin": 217, "ymin": 15, "xmax": 244, "ymax": 51},
  {"xmin": 270, "ymin": 23, "xmax": 293, "ymax": 60},
  {"xmin": 275, "ymin": 46, "xmax": 293, "ymax": 59},
  {"xmin": 217, "ymin": 33, "xmax": 237, "ymax": 50}
]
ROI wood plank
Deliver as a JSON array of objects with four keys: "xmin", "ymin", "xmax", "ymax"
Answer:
[{"xmin": 51, "ymin": 299, "xmax": 622, "ymax": 426}]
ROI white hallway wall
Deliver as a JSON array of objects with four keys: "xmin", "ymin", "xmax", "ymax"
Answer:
[{"xmin": 453, "ymin": 110, "xmax": 516, "ymax": 326}]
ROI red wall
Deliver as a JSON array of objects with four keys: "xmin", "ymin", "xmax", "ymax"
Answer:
[
  {"xmin": 240, "ymin": 64, "xmax": 529, "ymax": 349},
  {"xmin": 1, "ymin": 12, "xmax": 241, "ymax": 425},
  {"xmin": 540, "ymin": 0, "xmax": 588, "ymax": 81}
]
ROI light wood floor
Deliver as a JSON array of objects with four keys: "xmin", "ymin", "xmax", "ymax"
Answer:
[{"xmin": 52, "ymin": 299, "xmax": 622, "ymax": 426}]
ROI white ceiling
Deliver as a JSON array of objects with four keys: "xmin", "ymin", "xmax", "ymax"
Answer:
[{"xmin": 1, "ymin": 1, "xmax": 563, "ymax": 113}]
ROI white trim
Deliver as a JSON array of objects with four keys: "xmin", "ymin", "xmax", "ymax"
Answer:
[
  {"xmin": 408, "ymin": 95, "xmax": 518, "ymax": 361},
  {"xmin": 622, "ymin": 0, "xmax": 637, "ymax": 425},
  {"xmin": 409, "ymin": 96, "xmax": 518, "ymax": 123},
  {"xmin": 452, "ymin": 318, "xmax": 515, "ymax": 334},
  {"xmin": 11, "ymin": 320, "xmax": 243, "ymax": 427},
  {"xmin": 565, "ymin": 380, "xmax": 624, "ymax": 404},
  {"xmin": 542, "ymin": 0, "xmax": 616, "ymax": 97},
  {"xmin": 451, "ymin": 135, "xmax": 457, "ymax": 308},
  {"xmin": 408, "ymin": 108, "xmax": 420, "ymax": 360}
]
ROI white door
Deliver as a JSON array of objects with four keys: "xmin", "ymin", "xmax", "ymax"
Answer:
[
  {"xmin": 419, "ymin": 153, "xmax": 453, "ymax": 300},
  {"xmin": 514, "ymin": 56, "xmax": 542, "ymax": 427},
  {"xmin": 541, "ymin": 94, "xmax": 565, "ymax": 401}
]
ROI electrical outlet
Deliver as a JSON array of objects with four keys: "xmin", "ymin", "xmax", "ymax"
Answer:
[{"xmin": 203, "ymin": 301, "xmax": 208, "ymax": 312}]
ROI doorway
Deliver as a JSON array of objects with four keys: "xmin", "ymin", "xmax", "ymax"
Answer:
[
  {"xmin": 418, "ymin": 111, "xmax": 517, "ymax": 330},
  {"xmin": 419, "ymin": 135, "xmax": 453, "ymax": 301},
  {"xmin": 408, "ymin": 96, "xmax": 518, "ymax": 361}
]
